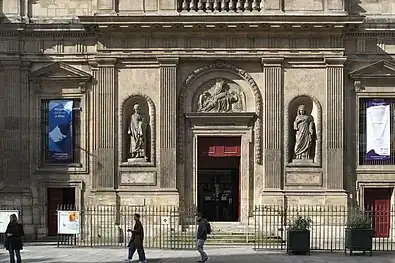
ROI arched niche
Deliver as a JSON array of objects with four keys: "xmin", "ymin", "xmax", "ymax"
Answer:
[
  {"xmin": 285, "ymin": 95, "xmax": 322, "ymax": 167},
  {"xmin": 121, "ymin": 94, "xmax": 156, "ymax": 166},
  {"xmin": 178, "ymin": 61, "xmax": 263, "ymax": 164}
]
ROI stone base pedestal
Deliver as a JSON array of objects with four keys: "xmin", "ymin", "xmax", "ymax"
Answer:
[
  {"xmin": 117, "ymin": 189, "xmax": 179, "ymax": 206},
  {"xmin": 260, "ymin": 190, "xmax": 285, "ymax": 205},
  {"xmin": 260, "ymin": 190, "xmax": 348, "ymax": 207}
]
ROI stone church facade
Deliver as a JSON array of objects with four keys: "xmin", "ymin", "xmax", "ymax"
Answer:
[{"xmin": 0, "ymin": 0, "xmax": 395, "ymax": 237}]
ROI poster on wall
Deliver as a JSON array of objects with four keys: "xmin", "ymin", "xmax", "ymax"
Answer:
[
  {"xmin": 48, "ymin": 100, "xmax": 74, "ymax": 162},
  {"xmin": 57, "ymin": 211, "xmax": 80, "ymax": 235},
  {"xmin": 0, "ymin": 211, "xmax": 18, "ymax": 233},
  {"xmin": 366, "ymin": 100, "xmax": 391, "ymax": 160}
]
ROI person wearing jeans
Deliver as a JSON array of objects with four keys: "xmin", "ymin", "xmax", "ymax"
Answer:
[
  {"xmin": 5, "ymin": 214, "xmax": 24, "ymax": 263},
  {"xmin": 196, "ymin": 213, "xmax": 208, "ymax": 263}
]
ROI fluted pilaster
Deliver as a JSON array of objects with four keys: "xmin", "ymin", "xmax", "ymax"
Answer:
[
  {"xmin": 325, "ymin": 57, "xmax": 346, "ymax": 190},
  {"xmin": 91, "ymin": 59, "xmax": 117, "ymax": 189},
  {"xmin": 262, "ymin": 58, "xmax": 284, "ymax": 189},
  {"xmin": 3, "ymin": 61, "xmax": 24, "ymax": 190},
  {"xmin": 158, "ymin": 57, "xmax": 179, "ymax": 189}
]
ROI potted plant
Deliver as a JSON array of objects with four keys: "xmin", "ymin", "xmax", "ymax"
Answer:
[
  {"xmin": 287, "ymin": 216, "xmax": 312, "ymax": 255},
  {"xmin": 344, "ymin": 208, "xmax": 373, "ymax": 256}
]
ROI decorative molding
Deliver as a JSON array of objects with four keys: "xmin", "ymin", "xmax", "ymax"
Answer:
[
  {"xmin": 29, "ymin": 62, "xmax": 92, "ymax": 84},
  {"xmin": 284, "ymin": 94, "xmax": 322, "ymax": 168},
  {"xmin": 353, "ymin": 80, "xmax": 364, "ymax": 92},
  {"xmin": 178, "ymin": 61, "xmax": 263, "ymax": 164},
  {"xmin": 119, "ymin": 93, "xmax": 156, "ymax": 167},
  {"xmin": 349, "ymin": 60, "xmax": 395, "ymax": 79},
  {"xmin": 185, "ymin": 112, "xmax": 256, "ymax": 127}
]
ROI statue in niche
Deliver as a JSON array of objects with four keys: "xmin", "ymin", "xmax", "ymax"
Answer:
[
  {"xmin": 197, "ymin": 79, "xmax": 245, "ymax": 113},
  {"xmin": 293, "ymin": 104, "xmax": 316, "ymax": 161},
  {"xmin": 128, "ymin": 103, "xmax": 147, "ymax": 161}
]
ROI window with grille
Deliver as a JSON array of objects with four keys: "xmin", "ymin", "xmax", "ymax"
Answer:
[
  {"xmin": 40, "ymin": 99, "xmax": 81, "ymax": 165},
  {"xmin": 359, "ymin": 98, "xmax": 395, "ymax": 165}
]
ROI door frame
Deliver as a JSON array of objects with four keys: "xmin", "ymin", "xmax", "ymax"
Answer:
[
  {"xmin": 38, "ymin": 180, "xmax": 83, "ymax": 236},
  {"xmin": 358, "ymin": 182, "xmax": 394, "ymax": 239},
  {"xmin": 186, "ymin": 127, "xmax": 253, "ymax": 224}
]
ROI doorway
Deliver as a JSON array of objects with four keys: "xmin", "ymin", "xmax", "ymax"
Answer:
[
  {"xmin": 197, "ymin": 136, "xmax": 241, "ymax": 222},
  {"xmin": 364, "ymin": 188, "xmax": 393, "ymax": 238},
  {"xmin": 47, "ymin": 188, "xmax": 76, "ymax": 236}
]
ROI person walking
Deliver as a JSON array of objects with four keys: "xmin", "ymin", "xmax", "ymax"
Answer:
[
  {"xmin": 196, "ymin": 213, "xmax": 209, "ymax": 263},
  {"xmin": 4, "ymin": 214, "xmax": 24, "ymax": 263},
  {"xmin": 126, "ymin": 213, "xmax": 147, "ymax": 263}
]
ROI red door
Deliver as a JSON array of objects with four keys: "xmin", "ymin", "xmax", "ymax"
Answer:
[
  {"xmin": 373, "ymin": 199, "xmax": 391, "ymax": 238},
  {"xmin": 364, "ymin": 188, "xmax": 392, "ymax": 238},
  {"xmin": 47, "ymin": 188, "xmax": 63, "ymax": 236}
]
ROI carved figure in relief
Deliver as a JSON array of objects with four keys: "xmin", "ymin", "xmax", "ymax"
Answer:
[
  {"xmin": 128, "ymin": 104, "xmax": 147, "ymax": 160},
  {"xmin": 198, "ymin": 79, "xmax": 245, "ymax": 113},
  {"xmin": 293, "ymin": 105, "xmax": 316, "ymax": 161}
]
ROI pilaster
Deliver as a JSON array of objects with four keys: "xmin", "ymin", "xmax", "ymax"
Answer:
[
  {"xmin": 325, "ymin": 57, "xmax": 347, "ymax": 190},
  {"xmin": 261, "ymin": 57, "xmax": 284, "ymax": 190},
  {"xmin": 3, "ymin": 61, "xmax": 23, "ymax": 190},
  {"xmin": 91, "ymin": 59, "xmax": 117, "ymax": 190},
  {"xmin": 158, "ymin": 57, "xmax": 179, "ymax": 189}
]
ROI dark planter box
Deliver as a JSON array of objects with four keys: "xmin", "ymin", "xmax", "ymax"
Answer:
[
  {"xmin": 287, "ymin": 230, "xmax": 310, "ymax": 255},
  {"xmin": 344, "ymin": 228, "xmax": 373, "ymax": 256}
]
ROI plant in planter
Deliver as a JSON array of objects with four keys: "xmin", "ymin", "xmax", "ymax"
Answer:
[
  {"xmin": 287, "ymin": 216, "xmax": 312, "ymax": 255},
  {"xmin": 344, "ymin": 208, "xmax": 373, "ymax": 256}
]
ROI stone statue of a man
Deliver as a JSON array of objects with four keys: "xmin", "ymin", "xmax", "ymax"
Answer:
[
  {"xmin": 293, "ymin": 104, "xmax": 315, "ymax": 161},
  {"xmin": 128, "ymin": 104, "xmax": 147, "ymax": 160}
]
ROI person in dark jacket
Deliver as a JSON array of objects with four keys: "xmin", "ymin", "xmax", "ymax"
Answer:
[
  {"xmin": 4, "ymin": 214, "xmax": 24, "ymax": 263},
  {"xmin": 126, "ymin": 213, "xmax": 147, "ymax": 263},
  {"xmin": 196, "ymin": 213, "xmax": 208, "ymax": 262}
]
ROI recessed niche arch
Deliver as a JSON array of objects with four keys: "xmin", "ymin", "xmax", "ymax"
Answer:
[
  {"xmin": 285, "ymin": 95, "xmax": 322, "ymax": 167},
  {"xmin": 120, "ymin": 94, "xmax": 156, "ymax": 166}
]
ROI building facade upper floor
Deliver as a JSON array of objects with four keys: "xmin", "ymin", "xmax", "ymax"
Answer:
[{"xmin": 0, "ymin": 0, "xmax": 393, "ymax": 24}]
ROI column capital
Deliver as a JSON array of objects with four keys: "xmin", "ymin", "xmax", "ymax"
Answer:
[
  {"xmin": 325, "ymin": 57, "xmax": 347, "ymax": 67},
  {"xmin": 90, "ymin": 58, "xmax": 117, "ymax": 68},
  {"xmin": 261, "ymin": 57, "xmax": 284, "ymax": 67},
  {"xmin": 157, "ymin": 57, "xmax": 179, "ymax": 67}
]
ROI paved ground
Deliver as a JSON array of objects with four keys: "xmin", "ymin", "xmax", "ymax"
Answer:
[{"xmin": 0, "ymin": 245, "xmax": 394, "ymax": 263}]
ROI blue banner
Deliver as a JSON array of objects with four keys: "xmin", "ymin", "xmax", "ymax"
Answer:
[{"xmin": 48, "ymin": 100, "xmax": 73, "ymax": 162}]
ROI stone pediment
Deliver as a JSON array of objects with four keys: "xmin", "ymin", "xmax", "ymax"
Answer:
[
  {"xmin": 349, "ymin": 60, "xmax": 395, "ymax": 79},
  {"xmin": 29, "ymin": 62, "xmax": 92, "ymax": 83}
]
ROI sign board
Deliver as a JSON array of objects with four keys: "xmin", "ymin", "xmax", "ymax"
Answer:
[
  {"xmin": 0, "ymin": 211, "xmax": 18, "ymax": 233},
  {"xmin": 161, "ymin": 216, "xmax": 170, "ymax": 225},
  {"xmin": 57, "ymin": 211, "xmax": 80, "ymax": 234}
]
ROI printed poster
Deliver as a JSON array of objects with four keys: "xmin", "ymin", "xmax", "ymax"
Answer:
[
  {"xmin": 366, "ymin": 100, "xmax": 391, "ymax": 160},
  {"xmin": 57, "ymin": 211, "xmax": 80, "ymax": 234}
]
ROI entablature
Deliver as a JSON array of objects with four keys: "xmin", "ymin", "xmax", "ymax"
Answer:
[{"xmin": 79, "ymin": 15, "xmax": 363, "ymax": 33}]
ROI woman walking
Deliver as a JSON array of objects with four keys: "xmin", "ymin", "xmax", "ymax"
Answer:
[{"xmin": 4, "ymin": 214, "xmax": 24, "ymax": 263}]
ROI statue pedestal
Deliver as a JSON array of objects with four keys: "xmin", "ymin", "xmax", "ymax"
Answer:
[
  {"xmin": 127, "ymin": 158, "xmax": 148, "ymax": 164},
  {"xmin": 291, "ymin": 159, "xmax": 314, "ymax": 165}
]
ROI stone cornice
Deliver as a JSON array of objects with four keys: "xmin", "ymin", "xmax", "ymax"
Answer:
[{"xmin": 79, "ymin": 14, "xmax": 363, "ymax": 33}]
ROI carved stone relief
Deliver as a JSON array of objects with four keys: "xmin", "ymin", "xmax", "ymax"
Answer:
[
  {"xmin": 197, "ymin": 79, "xmax": 246, "ymax": 113},
  {"xmin": 121, "ymin": 94, "xmax": 156, "ymax": 166},
  {"xmin": 178, "ymin": 61, "xmax": 263, "ymax": 164},
  {"xmin": 286, "ymin": 95, "xmax": 322, "ymax": 167}
]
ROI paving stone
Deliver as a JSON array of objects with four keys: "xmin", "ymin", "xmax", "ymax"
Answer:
[{"xmin": 0, "ymin": 245, "xmax": 394, "ymax": 263}]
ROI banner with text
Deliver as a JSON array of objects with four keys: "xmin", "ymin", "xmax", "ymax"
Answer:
[
  {"xmin": 48, "ymin": 100, "xmax": 73, "ymax": 162},
  {"xmin": 366, "ymin": 100, "xmax": 391, "ymax": 160}
]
